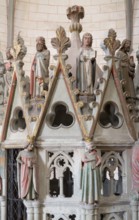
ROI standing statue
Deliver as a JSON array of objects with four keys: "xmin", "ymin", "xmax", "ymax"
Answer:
[
  {"xmin": 4, "ymin": 48, "xmax": 14, "ymax": 103},
  {"xmin": 76, "ymin": 33, "xmax": 97, "ymax": 95},
  {"xmin": 0, "ymin": 175, "xmax": 2, "ymax": 195},
  {"xmin": 30, "ymin": 36, "xmax": 50, "ymax": 98},
  {"xmin": 0, "ymin": 51, "xmax": 5, "ymax": 105},
  {"xmin": 116, "ymin": 39, "xmax": 135, "ymax": 98},
  {"xmin": 101, "ymin": 28, "xmax": 120, "ymax": 56},
  {"xmin": 81, "ymin": 140, "xmax": 101, "ymax": 204},
  {"xmin": 16, "ymin": 143, "xmax": 38, "ymax": 200}
]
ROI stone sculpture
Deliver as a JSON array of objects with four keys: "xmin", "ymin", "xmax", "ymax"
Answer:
[
  {"xmin": 76, "ymin": 33, "xmax": 97, "ymax": 95},
  {"xmin": 116, "ymin": 39, "xmax": 135, "ymax": 99},
  {"xmin": 0, "ymin": 176, "xmax": 2, "ymax": 195},
  {"xmin": 4, "ymin": 47, "xmax": 13, "ymax": 103},
  {"xmin": 30, "ymin": 36, "xmax": 50, "ymax": 98},
  {"xmin": 101, "ymin": 28, "xmax": 120, "ymax": 56},
  {"xmin": 0, "ymin": 52, "xmax": 5, "ymax": 105},
  {"xmin": 51, "ymin": 26, "xmax": 71, "ymax": 55},
  {"xmin": 81, "ymin": 140, "xmax": 101, "ymax": 204},
  {"xmin": 16, "ymin": 143, "xmax": 38, "ymax": 200}
]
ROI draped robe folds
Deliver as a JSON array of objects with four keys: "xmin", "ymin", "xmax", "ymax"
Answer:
[
  {"xmin": 132, "ymin": 144, "xmax": 139, "ymax": 192},
  {"xmin": 76, "ymin": 48, "xmax": 96, "ymax": 94},
  {"xmin": 0, "ymin": 176, "xmax": 2, "ymax": 195},
  {"xmin": 81, "ymin": 151, "xmax": 101, "ymax": 204},
  {"xmin": 30, "ymin": 49, "xmax": 50, "ymax": 97},
  {"xmin": 17, "ymin": 150, "xmax": 38, "ymax": 199},
  {"xmin": 116, "ymin": 51, "xmax": 135, "ymax": 98}
]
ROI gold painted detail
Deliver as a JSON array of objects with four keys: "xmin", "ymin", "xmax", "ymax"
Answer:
[
  {"xmin": 76, "ymin": 101, "xmax": 84, "ymax": 108},
  {"xmin": 51, "ymin": 26, "xmax": 71, "ymax": 54},
  {"xmin": 82, "ymin": 114, "xmax": 93, "ymax": 121},
  {"xmin": 10, "ymin": 32, "xmax": 27, "ymax": 61}
]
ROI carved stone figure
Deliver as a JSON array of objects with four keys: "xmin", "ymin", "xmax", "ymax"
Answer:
[
  {"xmin": 30, "ymin": 36, "xmax": 50, "ymax": 98},
  {"xmin": 16, "ymin": 144, "xmax": 38, "ymax": 200},
  {"xmin": 101, "ymin": 28, "xmax": 120, "ymax": 56},
  {"xmin": 0, "ymin": 51, "xmax": 5, "ymax": 105},
  {"xmin": 76, "ymin": 33, "xmax": 97, "ymax": 95},
  {"xmin": 0, "ymin": 175, "xmax": 2, "ymax": 195},
  {"xmin": 116, "ymin": 39, "xmax": 135, "ymax": 98},
  {"xmin": 81, "ymin": 140, "xmax": 101, "ymax": 204},
  {"xmin": 4, "ymin": 48, "xmax": 13, "ymax": 103}
]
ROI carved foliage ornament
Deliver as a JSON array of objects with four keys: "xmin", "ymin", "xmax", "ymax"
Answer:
[
  {"xmin": 10, "ymin": 33, "xmax": 27, "ymax": 61},
  {"xmin": 51, "ymin": 26, "xmax": 71, "ymax": 54}
]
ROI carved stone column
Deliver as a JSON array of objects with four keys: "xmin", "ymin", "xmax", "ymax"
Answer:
[
  {"xmin": 24, "ymin": 200, "xmax": 34, "ymax": 220},
  {"xmin": 0, "ymin": 196, "xmax": 6, "ymax": 220},
  {"xmin": 59, "ymin": 175, "xmax": 64, "ymax": 198},
  {"xmin": 66, "ymin": 5, "xmax": 84, "ymax": 78},
  {"xmin": 7, "ymin": 0, "xmax": 15, "ymax": 48},
  {"xmin": 130, "ymin": 199, "xmax": 138, "ymax": 220},
  {"xmin": 33, "ymin": 200, "xmax": 41, "ymax": 220}
]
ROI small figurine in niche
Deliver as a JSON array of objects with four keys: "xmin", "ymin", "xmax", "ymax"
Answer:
[
  {"xmin": 76, "ymin": 33, "xmax": 97, "ymax": 95},
  {"xmin": 116, "ymin": 39, "xmax": 135, "ymax": 99},
  {"xmin": 101, "ymin": 28, "xmax": 120, "ymax": 56},
  {"xmin": 81, "ymin": 140, "xmax": 101, "ymax": 204},
  {"xmin": 16, "ymin": 142, "xmax": 38, "ymax": 200},
  {"xmin": 30, "ymin": 36, "xmax": 50, "ymax": 98}
]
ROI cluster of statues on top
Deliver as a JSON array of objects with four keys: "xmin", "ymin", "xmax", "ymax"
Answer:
[{"xmin": 0, "ymin": 28, "xmax": 136, "ymax": 105}]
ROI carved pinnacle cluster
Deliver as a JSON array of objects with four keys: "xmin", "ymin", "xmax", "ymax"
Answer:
[
  {"xmin": 67, "ymin": 5, "xmax": 84, "ymax": 33},
  {"xmin": 51, "ymin": 26, "xmax": 71, "ymax": 54},
  {"xmin": 103, "ymin": 28, "xmax": 121, "ymax": 56},
  {"xmin": 10, "ymin": 32, "xmax": 27, "ymax": 61}
]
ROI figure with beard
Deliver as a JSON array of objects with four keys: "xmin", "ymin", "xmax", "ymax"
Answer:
[
  {"xmin": 30, "ymin": 36, "xmax": 50, "ymax": 98},
  {"xmin": 116, "ymin": 39, "xmax": 135, "ymax": 99}
]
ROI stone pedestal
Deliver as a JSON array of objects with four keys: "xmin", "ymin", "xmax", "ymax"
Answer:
[
  {"xmin": 24, "ymin": 200, "xmax": 41, "ymax": 220},
  {"xmin": 131, "ymin": 199, "xmax": 139, "ymax": 220},
  {"xmin": 80, "ymin": 203, "xmax": 99, "ymax": 220}
]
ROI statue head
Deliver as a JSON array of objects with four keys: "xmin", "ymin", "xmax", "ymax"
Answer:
[
  {"xmin": 108, "ymin": 28, "xmax": 117, "ymax": 40},
  {"xmin": 82, "ymin": 33, "xmax": 93, "ymax": 48},
  {"xmin": 120, "ymin": 39, "xmax": 131, "ymax": 53},
  {"xmin": 36, "ymin": 36, "xmax": 47, "ymax": 52}
]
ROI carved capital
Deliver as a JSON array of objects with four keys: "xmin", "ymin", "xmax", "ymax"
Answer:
[{"xmin": 67, "ymin": 5, "xmax": 84, "ymax": 33}]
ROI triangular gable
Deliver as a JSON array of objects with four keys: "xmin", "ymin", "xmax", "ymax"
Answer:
[
  {"xmin": 91, "ymin": 57, "xmax": 137, "ymax": 144},
  {"xmin": 1, "ymin": 63, "xmax": 31, "ymax": 147},
  {"xmin": 32, "ymin": 58, "xmax": 83, "ymax": 142}
]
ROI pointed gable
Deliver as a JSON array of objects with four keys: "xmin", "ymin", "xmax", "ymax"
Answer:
[
  {"xmin": 32, "ymin": 58, "xmax": 83, "ymax": 143},
  {"xmin": 1, "ymin": 67, "xmax": 30, "ymax": 147},
  {"xmin": 92, "ymin": 57, "xmax": 137, "ymax": 145}
]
